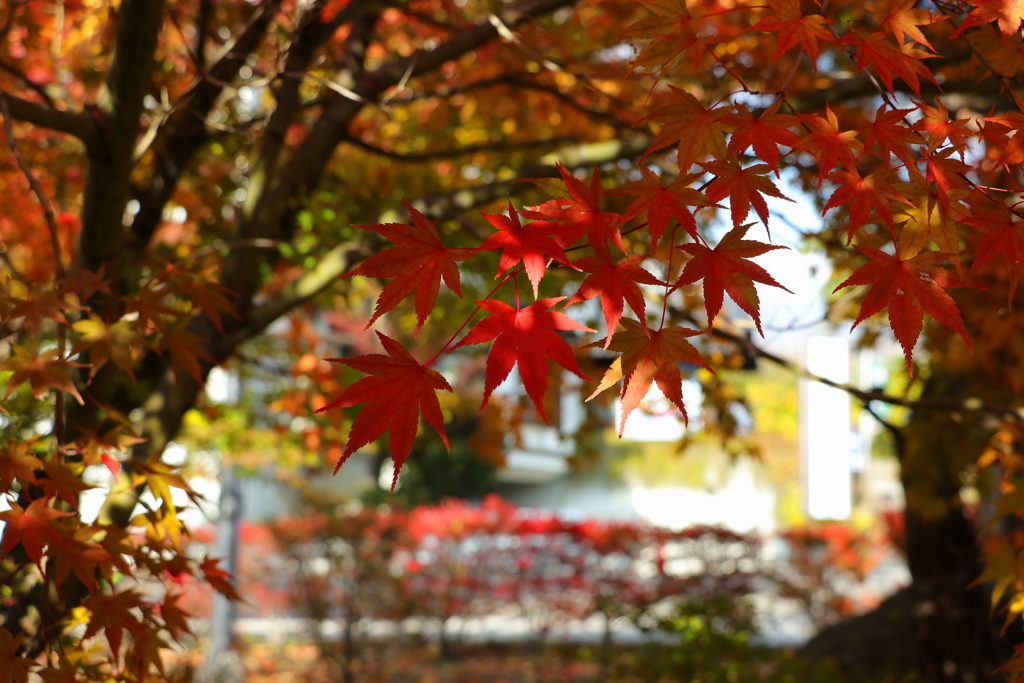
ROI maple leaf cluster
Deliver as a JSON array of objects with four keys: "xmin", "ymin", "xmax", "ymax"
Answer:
[
  {"xmin": 0, "ymin": 259, "xmax": 243, "ymax": 678},
  {"xmin": 325, "ymin": 0, "xmax": 1024, "ymax": 501}
]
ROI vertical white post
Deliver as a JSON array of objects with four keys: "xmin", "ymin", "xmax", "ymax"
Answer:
[{"xmin": 801, "ymin": 336, "xmax": 852, "ymax": 520}]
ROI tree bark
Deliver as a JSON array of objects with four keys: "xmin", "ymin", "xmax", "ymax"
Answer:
[{"xmin": 803, "ymin": 398, "xmax": 1009, "ymax": 681}]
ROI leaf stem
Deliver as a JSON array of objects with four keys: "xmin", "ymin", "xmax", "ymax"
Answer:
[
  {"xmin": 660, "ymin": 223, "xmax": 680, "ymax": 329},
  {"xmin": 424, "ymin": 268, "xmax": 520, "ymax": 367}
]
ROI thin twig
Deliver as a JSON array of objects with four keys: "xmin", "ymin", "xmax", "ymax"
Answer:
[
  {"xmin": 678, "ymin": 305, "xmax": 1024, "ymax": 422},
  {"xmin": 0, "ymin": 59, "xmax": 56, "ymax": 109}
]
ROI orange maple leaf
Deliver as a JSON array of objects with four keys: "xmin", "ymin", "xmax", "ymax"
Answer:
[
  {"xmin": 158, "ymin": 591, "xmax": 194, "ymax": 643},
  {"xmin": 834, "ymin": 247, "xmax": 976, "ymax": 373},
  {"xmin": 586, "ymin": 319, "xmax": 710, "ymax": 436},
  {"xmin": 160, "ymin": 265, "xmax": 240, "ymax": 335},
  {"xmin": 41, "ymin": 459, "xmax": 93, "ymax": 510},
  {"xmin": 0, "ymin": 626, "xmax": 33, "ymax": 683},
  {"xmin": 0, "ymin": 345, "xmax": 85, "ymax": 404},
  {"xmin": 638, "ymin": 86, "xmax": 735, "ymax": 168},
  {"xmin": 751, "ymin": 0, "xmax": 835, "ymax": 64},
  {"xmin": 882, "ymin": 0, "xmax": 942, "ymax": 50},
  {"xmin": 625, "ymin": 0, "xmax": 720, "ymax": 70},
  {"xmin": 345, "ymin": 201, "xmax": 472, "ymax": 333},
  {"xmin": 953, "ymin": 0, "xmax": 1024, "ymax": 37},
  {"xmin": 966, "ymin": 203, "xmax": 1024, "ymax": 274},
  {"xmin": 72, "ymin": 314, "xmax": 147, "ymax": 382},
  {"xmin": 0, "ymin": 440, "xmax": 42, "ymax": 490},
  {"xmin": 565, "ymin": 246, "xmax": 663, "ymax": 347},
  {"xmin": 964, "ymin": 201, "xmax": 1024, "ymax": 300},
  {"xmin": 841, "ymin": 31, "xmax": 938, "ymax": 96},
  {"xmin": 5, "ymin": 285, "xmax": 74, "ymax": 334},
  {"xmin": 675, "ymin": 225, "xmax": 791, "ymax": 335},
  {"xmin": 51, "ymin": 535, "xmax": 113, "ymax": 590},
  {"xmin": 451, "ymin": 297, "xmax": 594, "ymax": 425},
  {"xmin": 915, "ymin": 99, "xmax": 973, "ymax": 156},
  {"xmin": 316, "ymin": 332, "xmax": 452, "ymax": 485}
]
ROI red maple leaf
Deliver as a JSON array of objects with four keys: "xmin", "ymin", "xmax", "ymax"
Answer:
[
  {"xmin": 158, "ymin": 591, "xmax": 194, "ymax": 643},
  {"xmin": 726, "ymin": 101, "xmax": 805, "ymax": 175},
  {"xmin": 862, "ymin": 105, "xmax": 923, "ymax": 164},
  {"xmin": 751, "ymin": 0, "xmax": 835, "ymax": 64},
  {"xmin": 199, "ymin": 556, "xmax": 243, "ymax": 602},
  {"xmin": 0, "ymin": 498, "xmax": 71, "ymax": 568},
  {"xmin": 805, "ymin": 105, "xmax": 865, "ymax": 185},
  {"xmin": 883, "ymin": 0, "xmax": 942, "ymax": 50},
  {"xmin": 701, "ymin": 156, "xmax": 791, "ymax": 232},
  {"xmin": 450, "ymin": 298, "xmax": 595, "ymax": 424},
  {"xmin": 316, "ymin": 332, "xmax": 452, "ymax": 486},
  {"xmin": 82, "ymin": 590, "xmax": 147, "ymax": 658},
  {"xmin": 565, "ymin": 246, "xmax": 663, "ymax": 347},
  {"xmin": 834, "ymin": 247, "xmax": 976, "ymax": 373},
  {"xmin": 922, "ymin": 149, "xmax": 971, "ymax": 212},
  {"xmin": 675, "ymin": 225, "xmax": 791, "ymax": 335},
  {"xmin": 476, "ymin": 203, "xmax": 574, "ymax": 297},
  {"xmin": 587, "ymin": 319, "xmax": 710, "ymax": 436},
  {"xmin": 966, "ymin": 203, "xmax": 1024, "ymax": 274},
  {"xmin": 964, "ymin": 201, "xmax": 1024, "ymax": 300},
  {"xmin": 159, "ymin": 320, "xmax": 213, "ymax": 386},
  {"xmin": 823, "ymin": 169, "xmax": 913, "ymax": 242},
  {"xmin": 610, "ymin": 166, "xmax": 707, "ymax": 247},
  {"xmin": 915, "ymin": 99, "xmax": 973, "ymax": 156},
  {"xmin": 527, "ymin": 165, "xmax": 625, "ymax": 251},
  {"xmin": 625, "ymin": 0, "xmax": 720, "ymax": 70},
  {"xmin": 345, "ymin": 200, "xmax": 473, "ymax": 333},
  {"xmin": 41, "ymin": 459, "xmax": 93, "ymax": 510}
]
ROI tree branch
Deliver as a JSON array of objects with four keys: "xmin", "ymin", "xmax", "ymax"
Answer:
[
  {"xmin": 78, "ymin": 0, "xmax": 166, "ymax": 278},
  {"xmin": 126, "ymin": 0, "xmax": 283, "ymax": 252},
  {"xmin": 0, "ymin": 89, "xmax": 95, "ymax": 142},
  {"xmin": 419, "ymin": 74, "xmax": 633, "ymax": 128},
  {"xmin": 344, "ymin": 134, "xmax": 579, "ymax": 161},
  {"xmin": 0, "ymin": 60, "xmax": 55, "ymax": 108},
  {"xmin": 695, "ymin": 313, "xmax": 1024, "ymax": 422}
]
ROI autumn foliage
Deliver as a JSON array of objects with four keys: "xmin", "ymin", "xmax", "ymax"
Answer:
[{"xmin": 4, "ymin": 0, "xmax": 1024, "ymax": 680}]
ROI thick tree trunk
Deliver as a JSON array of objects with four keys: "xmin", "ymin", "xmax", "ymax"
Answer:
[
  {"xmin": 903, "ymin": 504, "xmax": 1005, "ymax": 682},
  {"xmin": 803, "ymin": 398, "xmax": 1010, "ymax": 681}
]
